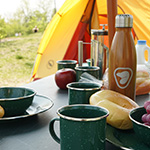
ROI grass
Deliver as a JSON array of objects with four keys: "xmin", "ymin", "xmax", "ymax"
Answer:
[{"xmin": 0, "ymin": 32, "xmax": 43, "ymax": 86}]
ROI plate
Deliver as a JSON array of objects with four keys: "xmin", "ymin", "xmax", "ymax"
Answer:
[
  {"xmin": 0, "ymin": 94, "xmax": 54, "ymax": 121},
  {"xmin": 106, "ymin": 124, "xmax": 150, "ymax": 150}
]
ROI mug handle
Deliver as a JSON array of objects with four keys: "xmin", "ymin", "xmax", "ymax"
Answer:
[
  {"xmin": 145, "ymin": 46, "xmax": 150, "ymax": 67},
  {"xmin": 49, "ymin": 118, "xmax": 60, "ymax": 144}
]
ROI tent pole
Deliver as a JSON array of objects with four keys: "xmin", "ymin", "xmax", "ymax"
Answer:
[{"xmin": 107, "ymin": 0, "xmax": 117, "ymax": 49}]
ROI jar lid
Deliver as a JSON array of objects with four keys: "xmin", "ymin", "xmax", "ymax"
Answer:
[{"xmin": 115, "ymin": 14, "xmax": 133, "ymax": 28}]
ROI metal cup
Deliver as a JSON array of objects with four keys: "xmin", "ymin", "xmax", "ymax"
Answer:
[
  {"xmin": 57, "ymin": 60, "xmax": 77, "ymax": 70},
  {"xmin": 49, "ymin": 104, "xmax": 109, "ymax": 150},
  {"xmin": 75, "ymin": 66, "xmax": 100, "ymax": 81},
  {"xmin": 67, "ymin": 82, "xmax": 101, "ymax": 105}
]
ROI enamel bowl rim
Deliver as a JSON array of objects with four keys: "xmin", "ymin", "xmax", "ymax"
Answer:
[
  {"xmin": 129, "ymin": 106, "xmax": 150, "ymax": 129},
  {"xmin": 0, "ymin": 87, "xmax": 36, "ymax": 101}
]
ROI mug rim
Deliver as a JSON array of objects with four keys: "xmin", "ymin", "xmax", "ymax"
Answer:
[
  {"xmin": 57, "ymin": 104, "xmax": 109, "ymax": 122},
  {"xmin": 75, "ymin": 66, "xmax": 100, "ymax": 71},
  {"xmin": 67, "ymin": 82, "xmax": 101, "ymax": 91},
  {"xmin": 57, "ymin": 60, "xmax": 77, "ymax": 64}
]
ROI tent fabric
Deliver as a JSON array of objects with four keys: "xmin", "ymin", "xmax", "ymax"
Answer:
[{"xmin": 31, "ymin": 0, "xmax": 150, "ymax": 81}]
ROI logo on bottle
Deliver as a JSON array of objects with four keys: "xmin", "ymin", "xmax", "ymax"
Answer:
[{"xmin": 114, "ymin": 67, "xmax": 133, "ymax": 89}]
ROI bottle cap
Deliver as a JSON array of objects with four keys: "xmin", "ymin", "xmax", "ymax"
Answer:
[
  {"xmin": 137, "ymin": 40, "xmax": 146, "ymax": 45},
  {"xmin": 115, "ymin": 14, "xmax": 133, "ymax": 28}
]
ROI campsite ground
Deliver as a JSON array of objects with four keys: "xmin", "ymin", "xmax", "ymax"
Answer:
[{"xmin": 0, "ymin": 32, "xmax": 43, "ymax": 87}]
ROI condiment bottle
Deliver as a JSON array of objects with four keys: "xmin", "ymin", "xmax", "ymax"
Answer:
[
  {"xmin": 108, "ymin": 14, "xmax": 137, "ymax": 101},
  {"xmin": 135, "ymin": 40, "xmax": 150, "ymax": 68}
]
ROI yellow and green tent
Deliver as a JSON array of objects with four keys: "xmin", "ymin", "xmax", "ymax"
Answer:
[{"xmin": 31, "ymin": 0, "xmax": 150, "ymax": 81}]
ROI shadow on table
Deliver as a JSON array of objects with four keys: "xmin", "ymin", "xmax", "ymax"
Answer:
[{"xmin": 0, "ymin": 112, "xmax": 53, "ymax": 137}]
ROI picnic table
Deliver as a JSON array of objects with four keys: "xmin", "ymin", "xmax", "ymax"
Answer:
[{"xmin": 0, "ymin": 74, "xmax": 147, "ymax": 150}]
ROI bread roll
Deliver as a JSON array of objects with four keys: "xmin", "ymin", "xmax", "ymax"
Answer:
[
  {"xmin": 136, "ymin": 70, "xmax": 149, "ymax": 78},
  {"xmin": 103, "ymin": 67, "xmax": 150, "ymax": 95},
  {"xmin": 136, "ymin": 78, "xmax": 150, "ymax": 95},
  {"xmin": 136, "ymin": 66, "xmax": 150, "ymax": 95},
  {"xmin": 137, "ymin": 64, "xmax": 150, "ymax": 78},
  {"xmin": 0, "ymin": 106, "xmax": 4, "ymax": 118},
  {"xmin": 90, "ymin": 90, "xmax": 139, "ymax": 130}
]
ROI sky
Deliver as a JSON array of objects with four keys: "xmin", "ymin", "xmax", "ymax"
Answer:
[{"xmin": 0, "ymin": 0, "xmax": 65, "ymax": 18}]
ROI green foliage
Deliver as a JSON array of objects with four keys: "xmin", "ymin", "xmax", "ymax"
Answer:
[
  {"xmin": 0, "ymin": 16, "xmax": 7, "ymax": 40},
  {"xmin": 5, "ymin": 18, "xmax": 24, "ymax": 37},
  {"xmin": 24, "ymin": 10, "xmax": 48, "ymax": 34},
  {"xmin": 1, "ymin": 0, "xmax": 55, "ymax": 38},
  {"xmin": 16, "ymin": 55, "xmax": 24, "ymax": 60},
  {"xmin": 0, "ymin": 0, "xmax": 56, "ymax": 86}
]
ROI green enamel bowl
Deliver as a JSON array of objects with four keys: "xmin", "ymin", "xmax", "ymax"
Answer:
[
  {"xmin": 0, "ymin": 87, "xmax": 36, "ymax": 117},
  {"xmin": 129, "ymin": 107, "xmax": 150, "ymax": 146}
]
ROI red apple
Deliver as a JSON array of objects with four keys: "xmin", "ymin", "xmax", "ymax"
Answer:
[{"xmin": 55, "ymin": 68, "xmax": 76, "ymax": 89}]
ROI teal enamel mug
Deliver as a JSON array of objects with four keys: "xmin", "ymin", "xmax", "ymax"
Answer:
[
  {"xmin": 49, "ymin": 104, "xmax": 109, "ymax": 150},
  {"xmin": 67, "ymin": 82, "xmax": 101, "ymax": 104},
  {"xmin": 57, "ymin": 60, "xmax": 77, "ymax": 70},
  {"xmin": 75, "ymin": 66, "xmax": 100, "ymax": 81}
]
